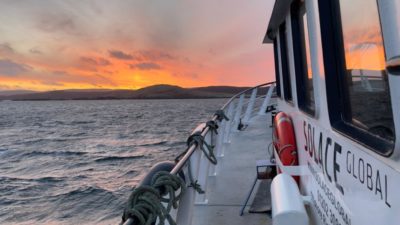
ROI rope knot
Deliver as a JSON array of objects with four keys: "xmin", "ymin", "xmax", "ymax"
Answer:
[
  {"xmin": 214, "ymin": 110, "xmax": 229, "ymax": 122},
  {"xmin": 188, "ymin": 179, "xmax": 205, "ymax": 194},
  {"xmin": 187, "ymin": 131, "xmax": 217, "ymax": 165},
  {"xmin": 206, "ymin": 120, "xmax": 219, "ymax": 134}
]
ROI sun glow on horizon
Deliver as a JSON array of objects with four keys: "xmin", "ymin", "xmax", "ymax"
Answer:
[{"xmin": 0, "ymin": 0, "xmax": 275, "ymax": 92}]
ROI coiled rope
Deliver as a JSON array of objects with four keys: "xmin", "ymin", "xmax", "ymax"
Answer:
[{"xmin": 122, "ymin": 171, "xmax": 185, "ymax": 225}]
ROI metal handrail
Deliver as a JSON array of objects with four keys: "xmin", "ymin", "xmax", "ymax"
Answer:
[
  {"xmin": 122, "ymin": 81, "xmax": 276, "ymax": 225},
  {"xmin": 173, "ymin": 81, "xmax": 275, "ymax": 174},
  {"xmin": 220, "ymin": 81, "xmax": 276, "ymax": 110}
]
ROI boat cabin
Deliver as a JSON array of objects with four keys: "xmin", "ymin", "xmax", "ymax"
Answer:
[
  {"xmin": 264, "ymin": 0, "xmax": 400, "ymax": 224},
  {"xmin": 120, "ymin": 1, "xmax": 400, "ymax": 225}
]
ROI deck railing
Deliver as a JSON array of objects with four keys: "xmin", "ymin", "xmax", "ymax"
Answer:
[{"xmin": 122, "ymin": 81, "xmax": 276, "ymax": 225}]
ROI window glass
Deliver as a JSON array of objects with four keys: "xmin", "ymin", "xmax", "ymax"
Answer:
[
  {"xmin": 302, "ymin": 8, "xmax": 314, "ymax": 110},
  {"xmin": 279, "ymin": 23, "xmax": 293, "ymax": 102},
  {"xmin": 273, "ymin": 39, "xmax": 281, "ymax": 98},
  {"xmin": 339, "ymin": 0, "xmax": 395, "ymax": 141},
  {"xmin": 292, "ymin": 1, "xmax": 314, "ymax": 113}
]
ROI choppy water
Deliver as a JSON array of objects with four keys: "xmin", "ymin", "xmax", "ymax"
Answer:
[{"xmin": 0, "ymin": 99, "xmax": 226, "ymax": 224}]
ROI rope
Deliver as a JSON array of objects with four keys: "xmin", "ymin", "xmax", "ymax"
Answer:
[
  {"xmin": 173, "ymin": 119, "xmax": 221, "ymax": 195},
  {"xmin": 122, "ymin": 171, "xmax": 185, "ymax": 225},
  {"xmin": 174, "ymin": 150, "xmax": 205, "ymax": 194},
  {"xmin": 214, "ymin": 110, "xmax": 229, "ymax": 122},
  {"xmin": 187, "ymin": 131, "xmax": 217, "ymax": 165},
  {"xmin": 187, "ymin": 160, "xmax": 205, "ymax": 194},
  {"xmin": 174, "ymin": 129, "xmax": 218, "ymax": 194},
  {"xmin": 206, "ymin": 120, "xmax": 219, "ymax": 134}
]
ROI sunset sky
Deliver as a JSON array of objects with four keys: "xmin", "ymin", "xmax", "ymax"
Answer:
[{"xmin": 0, "ymin": 0, "xmax": 275, "ymax": 91}]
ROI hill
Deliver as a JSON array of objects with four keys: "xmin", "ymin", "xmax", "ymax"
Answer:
[{"xmin": 0, "ymin": 84, "xmax": 257, "ymax": 101}]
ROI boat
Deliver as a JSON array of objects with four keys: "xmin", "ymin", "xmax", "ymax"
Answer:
[{"xmin": 119, "ymin": 0, "xmax": 400, "ymax": 224}]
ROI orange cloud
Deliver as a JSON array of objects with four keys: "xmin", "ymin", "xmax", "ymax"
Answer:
[{"xmin": 0, "ymin": 1, "xmax": 275, "ymax": 91}]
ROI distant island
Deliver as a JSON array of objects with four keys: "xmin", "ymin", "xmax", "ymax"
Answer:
[{"xmin": 0, "ymin": 84, "xmax": 268, "ymax": 101}]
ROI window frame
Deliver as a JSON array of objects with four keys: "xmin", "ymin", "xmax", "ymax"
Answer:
[
  {"xmin": 317, "ymin": 0, "xmax": 395, "ymax": 156},
  {"xmin": 278, "ymin": 23, "xmax": 293, "ymax": 103},
  {"xmin": 273, "ymin": 38, "xmax": 282, "ymax": 98},
  {"xmin": 290, "ymin": 0, "xmax": 315, "ymax": 116}
]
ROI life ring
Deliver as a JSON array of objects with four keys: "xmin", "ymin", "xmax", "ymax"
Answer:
[{"xmin": 273, "ymin": 112, "xmax": 299, "ymax": 182}]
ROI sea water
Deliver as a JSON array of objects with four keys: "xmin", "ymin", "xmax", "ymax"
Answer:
[{"xmin": 0, "ymin": 99, "xmax": 225, "ymax": 224}]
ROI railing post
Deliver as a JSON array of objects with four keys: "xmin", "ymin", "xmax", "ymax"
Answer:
[
  {"xmin": 232, "ymin": 94, "xmax": 245, "ymax": 132},
  {"xmin": 195, "ymin": 136, "xmax": 211, "ymax": 204},
  {"xmin": 360, "ymin": 69, "xmax": 373, "ymax": 91},
  {"xmin": 176, "ymin": 150, "xmax": 202, "ymax": 225},
  {"xmin": 215, "ymin": 117, "xmax": 226, "ymax": 157},
  {"xmin": 258, "ymin": 84, "xmax": 275, "ymax": 115},
  {"xmin": 223, "ymin": 102, "xmax": 234, "ymax": 145},
  {"xmin": 243, "ymin": 88, "xmax": 258, "ymax": 124},
  {"xmin": 207, "ymin": 131, "xmax": 217, "ymax": 177}
]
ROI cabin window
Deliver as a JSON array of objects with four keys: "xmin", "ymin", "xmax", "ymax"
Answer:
[
  {"xmin": 291, "ymin": 0, "xmax": 315, "ymax": 115},
  {"xmin": 273, "ymin": 38, "xmax": 282, "ymax": 98},
  {"xmin": 279, "ymin": 23, "xmax": 293, "ymax": 102},
  {"xmin": 318, "ymin": 0, "xmax": 395, "ymax": 155},
  {"xmin": 339, "ymin": 0, "xmax": 395, "ymax": 141}
]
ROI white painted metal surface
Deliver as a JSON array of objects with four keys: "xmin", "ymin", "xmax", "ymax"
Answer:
[
  {"xmin": 232, "ymin": 94, "xmax": 245, "ymax": 132},
  {"xmin": 271, "ymin": 174, "xmax": 308, "ymax": 225},
  {"xmin": 378, "ymin": 0, "xmax": 400, "ymax": 158},
  {"xmin": 223, "ymin": 102, "xmax": 235, "ymax": 145},
  {"xmin": 176, "ymin": 147, "xmax": 202, "ymax": 225},
  {"xmin": 192, "ymin": 114, "xmax": 273, "ymax": 225},
  {"xmin": 174, "ymin": 83, "xmax": 276, "ymax": 225},
  {"xmin": 243, "ymin": 88, "xmax": 258, "ymax": 124},
  {"xmin": 271, "ymin": 1, "xmax": 400, "ymax": 225},
  {"xmin": 259, "ymin": 84, "xmax": 275, "ymax": 115}
]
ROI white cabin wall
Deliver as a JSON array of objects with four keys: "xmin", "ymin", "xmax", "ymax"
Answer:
[
  {"xmin": 378, "ymin": 0, "xmax": 400, "ymax": 160},
  {"xmin": 272, "ymin": 1, "xmax": 400, "ymax": 225},
  {"xmin": 305, "ymin": 0, "xmax": 327, "ymax": 124}
]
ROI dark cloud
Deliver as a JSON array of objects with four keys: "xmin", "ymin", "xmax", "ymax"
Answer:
[
  {"xmin": 130, "ymin": 1, "xmax": 184, "ymax": 49},
  {"xmin": 80, "ymin": 56, "xmax": 111, "ymax": 66},
  {"xmin": 108, "ymin": 50, "xmax": 134, "ymax": 60},
  {"xmin": 41, "ymin": 81, "xmax": 64, "ymax": 86},
  {"xmin": 130, "ymin": 62, "xmax": 162, "ymax": 70},
  {"xmin": 138, "ymin": 50, "xmax": 176, "ymax": 61},
  {"xmin": 0, "ymin": 59, "xmax": 31, "ymax": 76},
  {"xmin": 348, "ymin": 42, "xmax": 382, "ymax": 52},
  {"xmin": 29, "ymin": 47, "xmax": 43, "ymax": 54},
  {"xmin": 0, "ymin": 43, "xmax": 15, "ymax": 55},
  {"xmin": 36, "ymin": 13, "xmax": 79, "ymax": 35}
]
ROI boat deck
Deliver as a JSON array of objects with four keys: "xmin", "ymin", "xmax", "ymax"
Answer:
[{"xmin": 192, "ymin": 114, "xmax": 273, "ymax": 225}]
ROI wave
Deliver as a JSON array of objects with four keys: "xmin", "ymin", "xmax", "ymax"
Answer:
[
  {"xmin": 46, "ymin": 186, "xmax": 124, "ymax": 222},
  {"xmin": 69, "ymin": 120, "xmax": 96, "ymax": 125},
  {"xmin": 137, "ymin": 140, "xmax": 168, "ymax": 147},
  {"xmin": 15, "ymin": 137, "xmax": 85, "ymax": 145},
  {"xmin": 62, "ymin": 132, "xmax": 87, "ymax": 137},
  {"xmin": 0, "ymin": 176, "xmax": 66, "ymax": 183},
  {"xmin": 94, "ymin": 155, "xmax": 144, "ymax": 163},
  {"xmin": 22, "ymin": 150, "xmax": 87, "ymax": 158},
  {"xmin": 56, "ymin": 186, "xmax": 111, "ymax": 198}
]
